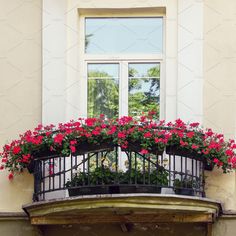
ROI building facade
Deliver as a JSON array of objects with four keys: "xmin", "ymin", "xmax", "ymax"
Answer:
[{"xmin": 0, "ymin": 0, "xmax": 236, "ymax": 235}]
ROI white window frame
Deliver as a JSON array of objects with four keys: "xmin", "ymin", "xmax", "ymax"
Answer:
[
  {"xmin": 42, "ymin": 1, "xmax": 203, "ymax": 125},
  {"xmin": 78, "ymin": 15, "xmax": 166, "ymax": 119}
]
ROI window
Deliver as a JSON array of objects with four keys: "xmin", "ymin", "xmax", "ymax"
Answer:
[{"xmin": 83, "ymin": 17, "xmax": 164, "ymax": 119}]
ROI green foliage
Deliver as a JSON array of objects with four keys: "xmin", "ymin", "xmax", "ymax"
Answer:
[
  {"xmin": 173, "ymin": 176, "xmax": 199, "ymax": 190},
  {"xmin": 66, "ymin": 166, "xmax": 169, "ymax": 187},
  {"xmin": 88, "ymin": 70, "xmax": 119, "ymax": 118}
]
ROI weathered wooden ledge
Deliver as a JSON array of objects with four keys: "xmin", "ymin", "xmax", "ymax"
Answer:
[{"xmin": 23, "ymin": 194, "xmax": 222, "ymax": 225}]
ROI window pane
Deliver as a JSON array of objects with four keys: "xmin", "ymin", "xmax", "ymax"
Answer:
[
  {"xmin": 128, "ymin": 63, "xmax": 160, "ymax": 117},
  {"xmin": 87, "ymin": 64, "xmax": 119, "ymax": 118},
  {"xmin": 85, "ymin": 18, "xmax": 163, "ymax": 54}
]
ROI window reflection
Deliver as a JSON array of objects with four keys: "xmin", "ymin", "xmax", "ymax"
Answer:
[
  {"xmin": 85, "ymin": 18, "xmax": 163, "ymax": 54},
  {"xmin": 128, "ymin": 63, "xmax": 160, "ymax": 117},
  {"xmin": 87, "ymin": 64, "xmax": 119, "ymax": 118}
]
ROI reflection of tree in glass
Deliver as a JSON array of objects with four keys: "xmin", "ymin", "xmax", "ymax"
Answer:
[
  {"xmin": 129, "ymin": 66, "xmax": 160, "ymax": 117},
  {"xmin": 85, "ymin": 34, "xmax": 93, "ymax": 51},
  {"xmin": 88, "ymin": 70, "xmax": 119, "ymax": 118}
]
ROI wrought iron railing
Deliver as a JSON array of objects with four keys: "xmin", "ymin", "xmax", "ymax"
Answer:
[{"xmin": 32, "ymin": 145, "xmax": 205, "ymax": 201}]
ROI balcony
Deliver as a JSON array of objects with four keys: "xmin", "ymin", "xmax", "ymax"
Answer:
[{"xmin": 23, "ymin": 145, "xmax": 222, "ymax": 226}]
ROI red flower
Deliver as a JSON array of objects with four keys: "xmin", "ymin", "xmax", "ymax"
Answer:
[
  {"xmin": 70, "ymin": 140, "xmax": 77, "ymax": 145},
  {"xmin": 155, "ymin": 138, "xmax": 160, "ymax": 143},
  {"xmin": 0, "ymin": 165, "xmax": 4, "ymax": 170},
  {"xmin": 8, "ymin": 173, "xmax": 14, "ymax": 180},
  {"xmin": 85, "ymin": 118, "xmax": 97, "ymax": 127},
  {"xmin": 144, "ymin": 132, "xmax": 152, "ymax": 138},
  {"xmin": 175, "ymin": 119, "xmax": 186, "ymax": 129},
  {"xmin": 53, "ymin": 133, "xmax": 64, "ymax": 145},
  {"xmin": 85, "ymin": 133, "xmax": 92, "ymax": 138},
  {"xmin": 21, "ymin": 154, "xmax": 31, "ymax": 163},
  {"xmin": 3, "ymin": 145, "xmax": 10, "ymax": 152},
  {"xmin": 226, "ymin": 149, "xmax": 234, "ymax": 157},
  {"xmin": 92, "ymin": 130, "xmax": 101, "ymax": 136},
  {"xmin": 107, "ymin": 126, "xmax": 116, "ymax": 135},
  {"xmin": 70, "ymin": 146, "xmax": 76, "ymax": 153},
  {"xmin": 202, "ymin": 149, "xmax": 209, "ymax": 155},
  {"xmin": 180, "ymin": 140, "xmax": 188, "ymax": 147},
  {"xmin": 12, "ymin": 146, "xmax": 21, "ymax": 155},
  {"xmin": 205, "ymin": 129, "xmax": 214, "ymax": 137},
  {"xmin": 140, "ymin": 116, "xmax": 146, "ymax": 122},
  {"xmin": 191, "ymin": 144, "xmax": 199, "ymax": 150},
  {"xmin": 140, "ymin": 149, "xmax": 149, "ymax": 155},
  {"xmin": 186, "ymin": 132, "xmax": 195, "ymax": 138},
  {"xmin": 189, "ymin": 122, "xmax": 200, "ymax": 128},
  {"xmin": 118, "ymin": 132, "xmax": 126, "ymax": 139}
]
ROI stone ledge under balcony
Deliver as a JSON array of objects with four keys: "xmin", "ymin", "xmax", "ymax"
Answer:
[{"xmin": 23, "ymin": 194, "xmax": 222, "ymax": 225}]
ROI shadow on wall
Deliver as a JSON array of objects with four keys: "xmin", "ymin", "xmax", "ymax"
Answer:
[{"xmin": 42, "ymin": 223, "xmax": 206, "ymax": 236}]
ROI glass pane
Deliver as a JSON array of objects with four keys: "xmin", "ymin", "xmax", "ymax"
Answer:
[
  {"xmin": 128, "ymin": 63, "xmax": 160, "ymax": 117},
  {"xmin": 87, "ymin": 64, "xmax": 119, "ymax": 118},
  {"xmin": 85, "ymin": 18, "xmax": 163, "ymax": 54}
]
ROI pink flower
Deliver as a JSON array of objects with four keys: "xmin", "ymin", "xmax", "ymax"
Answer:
[
  {"xmin": 205, "ymin": 129, "xmax": 214, "ymax": 137},
  {"xmin": 144, "ymin": 132, "xmax": 152, "ymax": 138},
  {"xmin": 186, "ymin": 132, "xmax": 195, "ymax": 138},
  {"xmin": 1, "ymin": 158, "xmax": 7, "ymax": 163},
  {"xmin": 190, "ymin": 122, "xmax": 200, "ymax": 128},
  {"xmin": 70, "ymin": 140, "xmax": 77, "ymax": 145},
  {"xmin": 70, "ymin": 146, "xmax": 76, "ymax": 153},
  {"xmin": 12, "ymin": 146, "xmax": 21, "ymax": 155},
  {"xmin": 118, "ymin": 132, "xmax": 126, "ymax": 139},
  {"xmin": 21, "ymin": 154, "xmax": 31, "ymax": 163},
  {"xmin": 202, "ymin": 149, "xmax": 209, "ymax": 155},
  {"xmin": 53, "ymin": 133, "xmax": 64, "ymax": 145},
  {"xmin": 180, "ymin": 140, "xmax": 188, "ymax": 147},
  {"xmin": 140, "ymin": 149, "xmax": 148, "ymax": 154},
  {"xmin": 92, "ymin": 130, "xmax": 100, "ymax": 136},
  {"xmin": 191, "ymin": 144, "xmax": 199, "ymax": 150},
  {"xmin": 226, "ymin": 149, "xmax": 234, "ymax": 157},
  {"xmin": 85, "ymin": 118, "xmax": 97, "ymax": 127},
  {"xmin": 8, "ymin": 173, "xmax": 14, "ymax": 180}
]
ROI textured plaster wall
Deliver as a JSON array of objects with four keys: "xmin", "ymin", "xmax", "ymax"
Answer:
[
  {"xmin": 213, "ymin": 217, "xmax": 236, "ymax": 236},
  {"xmin": 204, "ymin": 0, "xmax": 236, "ymax": 211},
  {"xmin": 0, "ymin": 220, "xmax": 41, "ymax": 236},
  {"xmin": 0, "ymin": 0, "xmax": 42, "ymax": 211}
]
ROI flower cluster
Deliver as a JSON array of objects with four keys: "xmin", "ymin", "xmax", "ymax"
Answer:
[{"xmin": 1, "ymin": 112, "xmax": 236, "ymax": 179}]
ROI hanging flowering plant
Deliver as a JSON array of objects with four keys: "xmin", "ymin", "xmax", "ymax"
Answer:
[{"xmin": 1, "ymin": 112, "xmax": 236, "ymax": 179}]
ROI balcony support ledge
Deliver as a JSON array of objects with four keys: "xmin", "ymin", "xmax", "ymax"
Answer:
[{"xmin": 23, "ymin": 194, "xmax": 222, "ymax": 225}]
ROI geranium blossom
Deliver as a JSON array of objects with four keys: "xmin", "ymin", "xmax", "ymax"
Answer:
[{"xmin": 0, "ymin": 114, "xmax": 235, "ymax": 178}]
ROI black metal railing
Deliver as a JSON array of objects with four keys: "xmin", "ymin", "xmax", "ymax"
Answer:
[{"xmin": 32, "ymin": 146, "xmax": 205, "ymax": 201}]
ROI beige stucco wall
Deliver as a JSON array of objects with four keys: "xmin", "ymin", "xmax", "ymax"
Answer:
[
  {"xmin": 213, "ymin": 216, "xmax": 236, "ymax": 236},
  {"xmin": 0, "ymin": 0, "xmax": 42, "ymax": 211},
  {"xmin": 0, "ymin": 219, "xmax": 41, "ymax": 236},
  {"xmin": 204, "ymin": 0, "xmax": 236, "ymax": 211}
]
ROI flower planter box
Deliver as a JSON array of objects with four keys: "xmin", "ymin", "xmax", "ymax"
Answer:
[
  {"xmin": 27, "ymin": 160, "xmax": 35, "ymax": 174},
  {"xmin": 68, "ymin": 184, "xmax": 161, "ymax": 196},
  {"xmin": 75, "ymin": 141, "xmax": 115, "ymax": 155},
  {"xmin": 174, "ymin": 188, "xmax": 194, "ymax": 196},
  {"xmin": 204, "ymin": 161, "xmax": 214, "ymax": 171},
  {"xmin": 32, "ymin": 149, "xmax": 61, "ymax": 159},
  {"xmin": 166, "ymin": 145, "xmax": 202, "ymax": 159},
  {"xmin": 122, "ymin": 141, "xmax": 164, "ymax": 155}
]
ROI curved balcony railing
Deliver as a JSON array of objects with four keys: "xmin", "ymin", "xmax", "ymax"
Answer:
[{"xmin": 32, "ymin": 144, "xmax": 205, "ymax": 202}]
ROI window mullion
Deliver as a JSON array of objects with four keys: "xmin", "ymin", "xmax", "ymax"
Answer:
[{"xmin": 119, "ymin": 61, "xmax": 129, "ymax": 117}]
